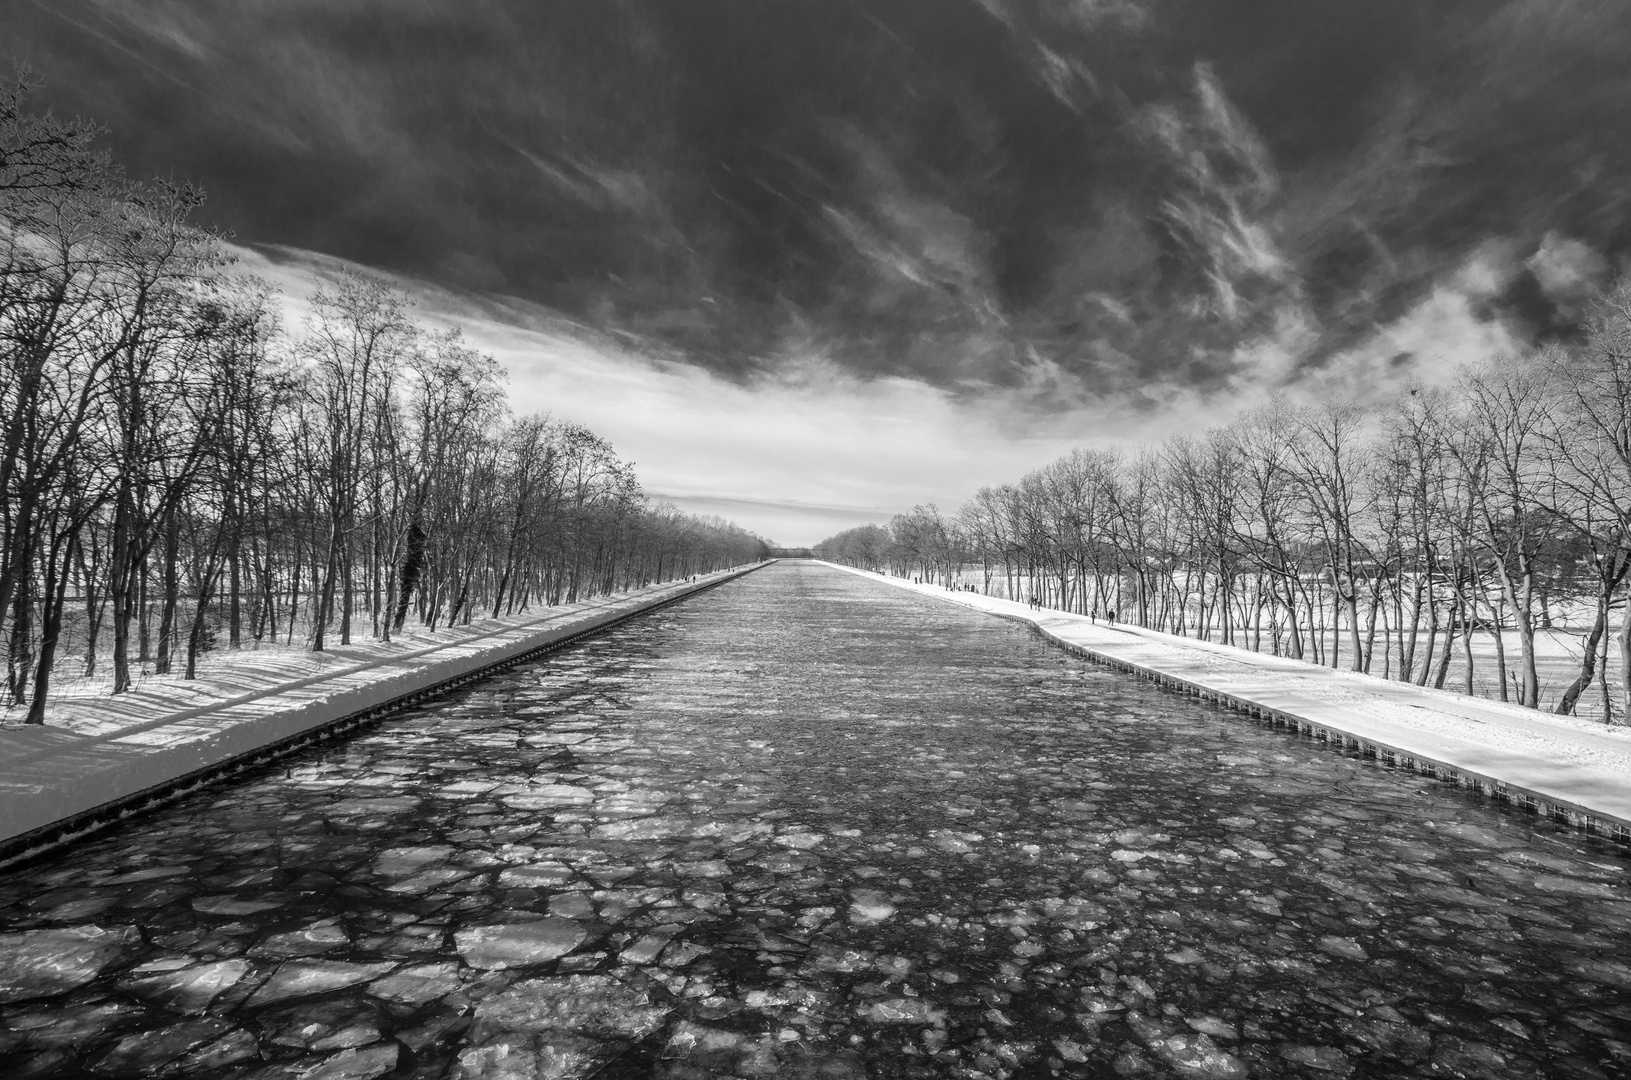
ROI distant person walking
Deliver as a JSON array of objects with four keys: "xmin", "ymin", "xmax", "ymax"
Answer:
[{"xmin": 1107, "ymin": 608, "xmax": 1116, "ymax": 625}]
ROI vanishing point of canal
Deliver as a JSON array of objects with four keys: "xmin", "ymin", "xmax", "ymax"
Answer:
[{"xmin": 2, "ymin": 561, "xmax": 1628, "ymax": 1079}]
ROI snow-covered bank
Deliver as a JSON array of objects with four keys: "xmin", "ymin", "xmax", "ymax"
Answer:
[
  {"xmin": 0, "ymin": 566, "xmax": 767, "ymax": 861},
  {"xmin": 826, "ymin": 563, "xmax": 1631, "ymax": 842}
]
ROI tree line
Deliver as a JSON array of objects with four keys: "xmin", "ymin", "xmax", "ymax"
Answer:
[
  {"xmin": 1, "ymin": 77, "xmax": 767, "ymax": 724},
  {"xmin": 817, "ymin": 283, "xmax": 1631, "ymax": 724}
]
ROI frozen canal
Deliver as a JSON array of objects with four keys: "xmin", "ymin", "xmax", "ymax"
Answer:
[{"xmin": 2, "ymin": 562, "xmax": 1629, "ymax": 1080}]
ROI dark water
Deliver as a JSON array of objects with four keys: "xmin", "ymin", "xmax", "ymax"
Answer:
[{"xmin": 2, "ymin": 561, "xmax": 1629, "ymax": 1080}]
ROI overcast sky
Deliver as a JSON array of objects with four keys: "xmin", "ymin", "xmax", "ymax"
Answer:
[{"xmin": 10, "ymin": 0, "xmax": 1630, "ymax": 543}]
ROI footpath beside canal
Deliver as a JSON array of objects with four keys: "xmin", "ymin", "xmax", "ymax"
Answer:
[
  {"xmin": 0, "ymin": 565, "xmax": 767, "ymax": 860},
  {"xmin": 827, "ymin": 563, "xmax": 1631, "ymax": 841}
]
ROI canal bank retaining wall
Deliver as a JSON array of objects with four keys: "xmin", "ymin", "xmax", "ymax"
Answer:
[
  {"xmin": 0, "ymin": 564, "xmax": 769, "ymax": 866},
  {"xmin": 823, "ymin": 562, "xmax": 1631, "ymax": 846}
]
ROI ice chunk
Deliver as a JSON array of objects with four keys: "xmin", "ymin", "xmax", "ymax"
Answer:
[
  {"xmin": 38, "ymin": 896, "xmax": 120, "ymax": 922},
  {"xmin": 1242, "ymin": 894, "xmax": 1282, "ymax": 917},
  {"xmin": 682, "ymin": 860, "xmax": 731, "ymax": 878},
  {"xmin": 247, "ymin": 961, "xmax": 398, "ymax": 1007},
  {"xmin": 1533, "ymin": 874, "xmax": 1620, "ymax": 899},
  {"xmin": 371, "ymin": 846, "xmax": 454, "ymax": 878},
  {"xmin": 931, "ymin": 831, "xmax": 975, "ymax": 854},
  {"xmin": 442, "ymin": 780, "xmax": 500, "ymax": 795},
  {"xmin": 252, "ymin": 922, "xmax": 351, "ymax": 959},
  {"xmin": 1317, "ymin": 936, "xmax": 1368, "ymax": 961},
  {"xmin": 661, "ymin": 941, "xmax": 709, "ymax": 968},
  {"xmin": 860, "ymin": 998, "xmax": 946, "ymax": 1024},
  {"xmin": 1279, "ymin": 1045, "xmax": 1351, "ymax": 1072},
  {"xmin": 367, "ymin": 962, "xmax": 463, "ymax": 1005},
  {"xmin": 175, "ymin": 1027, "xmax": 260, "ymax": 1072},
  {"xmin": 193, "ymin": 895, "xmax": 285, "ymax": 916},
  {"xmin": 498, "ymin": 863, "xmax": 574, "ymax": 888},
  {"xmin": 298, "ymin": 1042, "xmax": 400, "ymax": 1080},
  {"xmin": 128, "ymin": 955, "xmax": 195, "ymax": 974},
  {"xmin": 455, "ymin": 918, "xmax": 586, "ymax": 969},
  {"xmin": 2, "ymin": 1000, "xmax": 146, "ymax": 1049},
  {"xmin": 619, "ymin": 934, "xmax": 672, "ymax": 966},
  {"xmin": 848, "ymin": 890, "xmax": 897, "ymax": 925},
  {"xmin": 507, "ymin": 784, "xmax": 594, "ymax": 808},
  {"xmin": 456, "ymin": 975, "xmax": 669, "ymax": 1080},
  {"xmin": 666, "ymin": 1021, "xmax": 750, "ymax": 1054},
  {"xmin": 591, "ymin": 817, "xmax": 690, "ymax": 840},
  {"xmin": 0, "ymin": 924, "xmax": 145, "ymax": 1002},
  {"xmin": 88, "ymin": 1018, "xmax": 234, "ymax": 1074},
  {"xmin": 263, "ymin": 998, "xmax": 381, "ymax": 1051},
  {"xmin": 383, "ymin": 867, "xmax": 471, "ymax": 894},
  {"xmin": 397, "ymin": 1008, "xmax": 470, "ymax": 1053},
  {"xmin": 548, "ymin": 893, "xmax": 595, "ymax": 919},
  {"xmin": 1186, "ymin": 1016, "xmax": 1238, "ymax": 1040},
  {"xmin": 1148, "ymin": 1032, "xmax": 1247, "ymax": 1077},
  {"xmin": 96, "ymin": 865, "xmax": 194, "ymax": 884},
  {"xmin": 125, "ymin": 959, "xmax": 250, "ymax": 1013},
  {"xmin": 1569, "ymin": 957, "xmax": 1631, "ymax": 987}
]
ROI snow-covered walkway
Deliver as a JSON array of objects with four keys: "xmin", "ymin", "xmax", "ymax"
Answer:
[
  {"xmin": 0, "ymin": 567, "xmax": 764, "ymax": 856},
  {"xmin": 829, "ymin": 564, "xmax": 1631, "ymax": 839}
]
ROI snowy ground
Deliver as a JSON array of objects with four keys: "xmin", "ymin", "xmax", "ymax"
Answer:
[
  {"xmin": 0, "ymin": 568, "xmax": 762, "ymax": 849},
  {"xmin": 835, "ymin": 565, "xmax": 1631, "ymax": 834},
  {"xmin": 5, "ymin": 591, "xmax": 693, "ymax": 735},
  {"xmin": 1350, "ymin": 629, "xmax": 1623, "ymax": 722},
  {"xmin": 969, "ymin": 581, "xmax": 1626, "ymax": 723}
]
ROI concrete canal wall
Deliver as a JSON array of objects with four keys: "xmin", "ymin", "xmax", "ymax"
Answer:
[
  {"xmin": 827, "ymin": 562, "xmax": 1631, "ymax": 845},
  {"xmin": 0, "ymin": 564, "xmax": 769, "ymax": 865}
]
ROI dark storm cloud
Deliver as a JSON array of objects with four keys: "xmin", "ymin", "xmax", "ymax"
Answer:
[{"xmin": 10, "ymin": 0, "xmax": 1631, "ymax": 398}]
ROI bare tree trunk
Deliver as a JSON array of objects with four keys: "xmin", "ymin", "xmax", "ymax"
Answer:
[
  {"xmin": 154, "ymin": 510, "xmax": 181, "ymax": 676},
  {"xmin": 1377, "ymin": 599, "xmax": 1391, "ymax": 679},
  {"xmin": 1491, "ymin": 596, "xmax": 1510, "ymax": 703},
  {"xmin": 1402, "ymin": 576, "xmax": 1423, "ymax": 680},
  {"xmin": 1599, "ymin": 615, "xmax": 1614, "ymax": 724},
  {"xmin": 184, "ymin": 562, "xmax": 220, "ymax": 679},
  {"xmin": 7, "ymin": 565, "xmax": 33, "ymax": 706},
  {"xmin": 110, "ymin": 498, "xmax": 134, "ymax": 694},
  {"xmin": 393, "ymin": 520, "xmax": 425, "ymax": 631},
  {"xmin": 137, "ymin": 559, "xmax": 152, "ymax": 663},
  {"xmin": 1416, "ymin": 593, "xmax": 1439, "ymax": 686},
  {"xmin": 79, "ymin": 541, "xmax": 102, "ymax": 677},
  {"xmin": 1461, "ymin": 614, "xmax": 1476, "ymax": 695},
  {"xmin": 1433, "ymin": 606, "xmax": 1458, "ymax": 690},
  {"xmin": 26, "ymin": 533, "xmax": 77, "ymax": 725},
  {"xmin": 287, "ymin": 537, "xmax": 303, "ymax": 647},
  {"xmin": 1619, "ymin": 603, "xmax": 1631, "ymax": 723},
  {"xmin": 1361, "ymin": 591, "xmax": 1378, "ymax": 673},
  {"xmin": 228, "ymin": 543, "xmax": 242, "ymax": 649},
  {"xmin": 1558, "ymin": 598, "xmax": 1607, "ymax": 716},
  {"xmin": 339, "ymin": 536, "xmax": 354, "ymax": 645},
  {"xmin": 311, "ymin": 522, "xmax": 340, "ymax": 651},
  {"xmin": 1283, "ymin": 575, "xmax": 1304, "ymax": 660}
]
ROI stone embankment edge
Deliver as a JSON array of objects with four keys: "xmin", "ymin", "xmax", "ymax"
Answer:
[
  {"xmin": 0, "ymin": 563, "xmax": 770, "ymax": 869},
  {"xmin": 827, "ymin": 564, "xmax": 1631, "ymax": 847}
]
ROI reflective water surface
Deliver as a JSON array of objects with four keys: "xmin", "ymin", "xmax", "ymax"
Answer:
[{"xmin": 2, "ymin": 562, "xmax": 1629, "ymax": 1079}]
